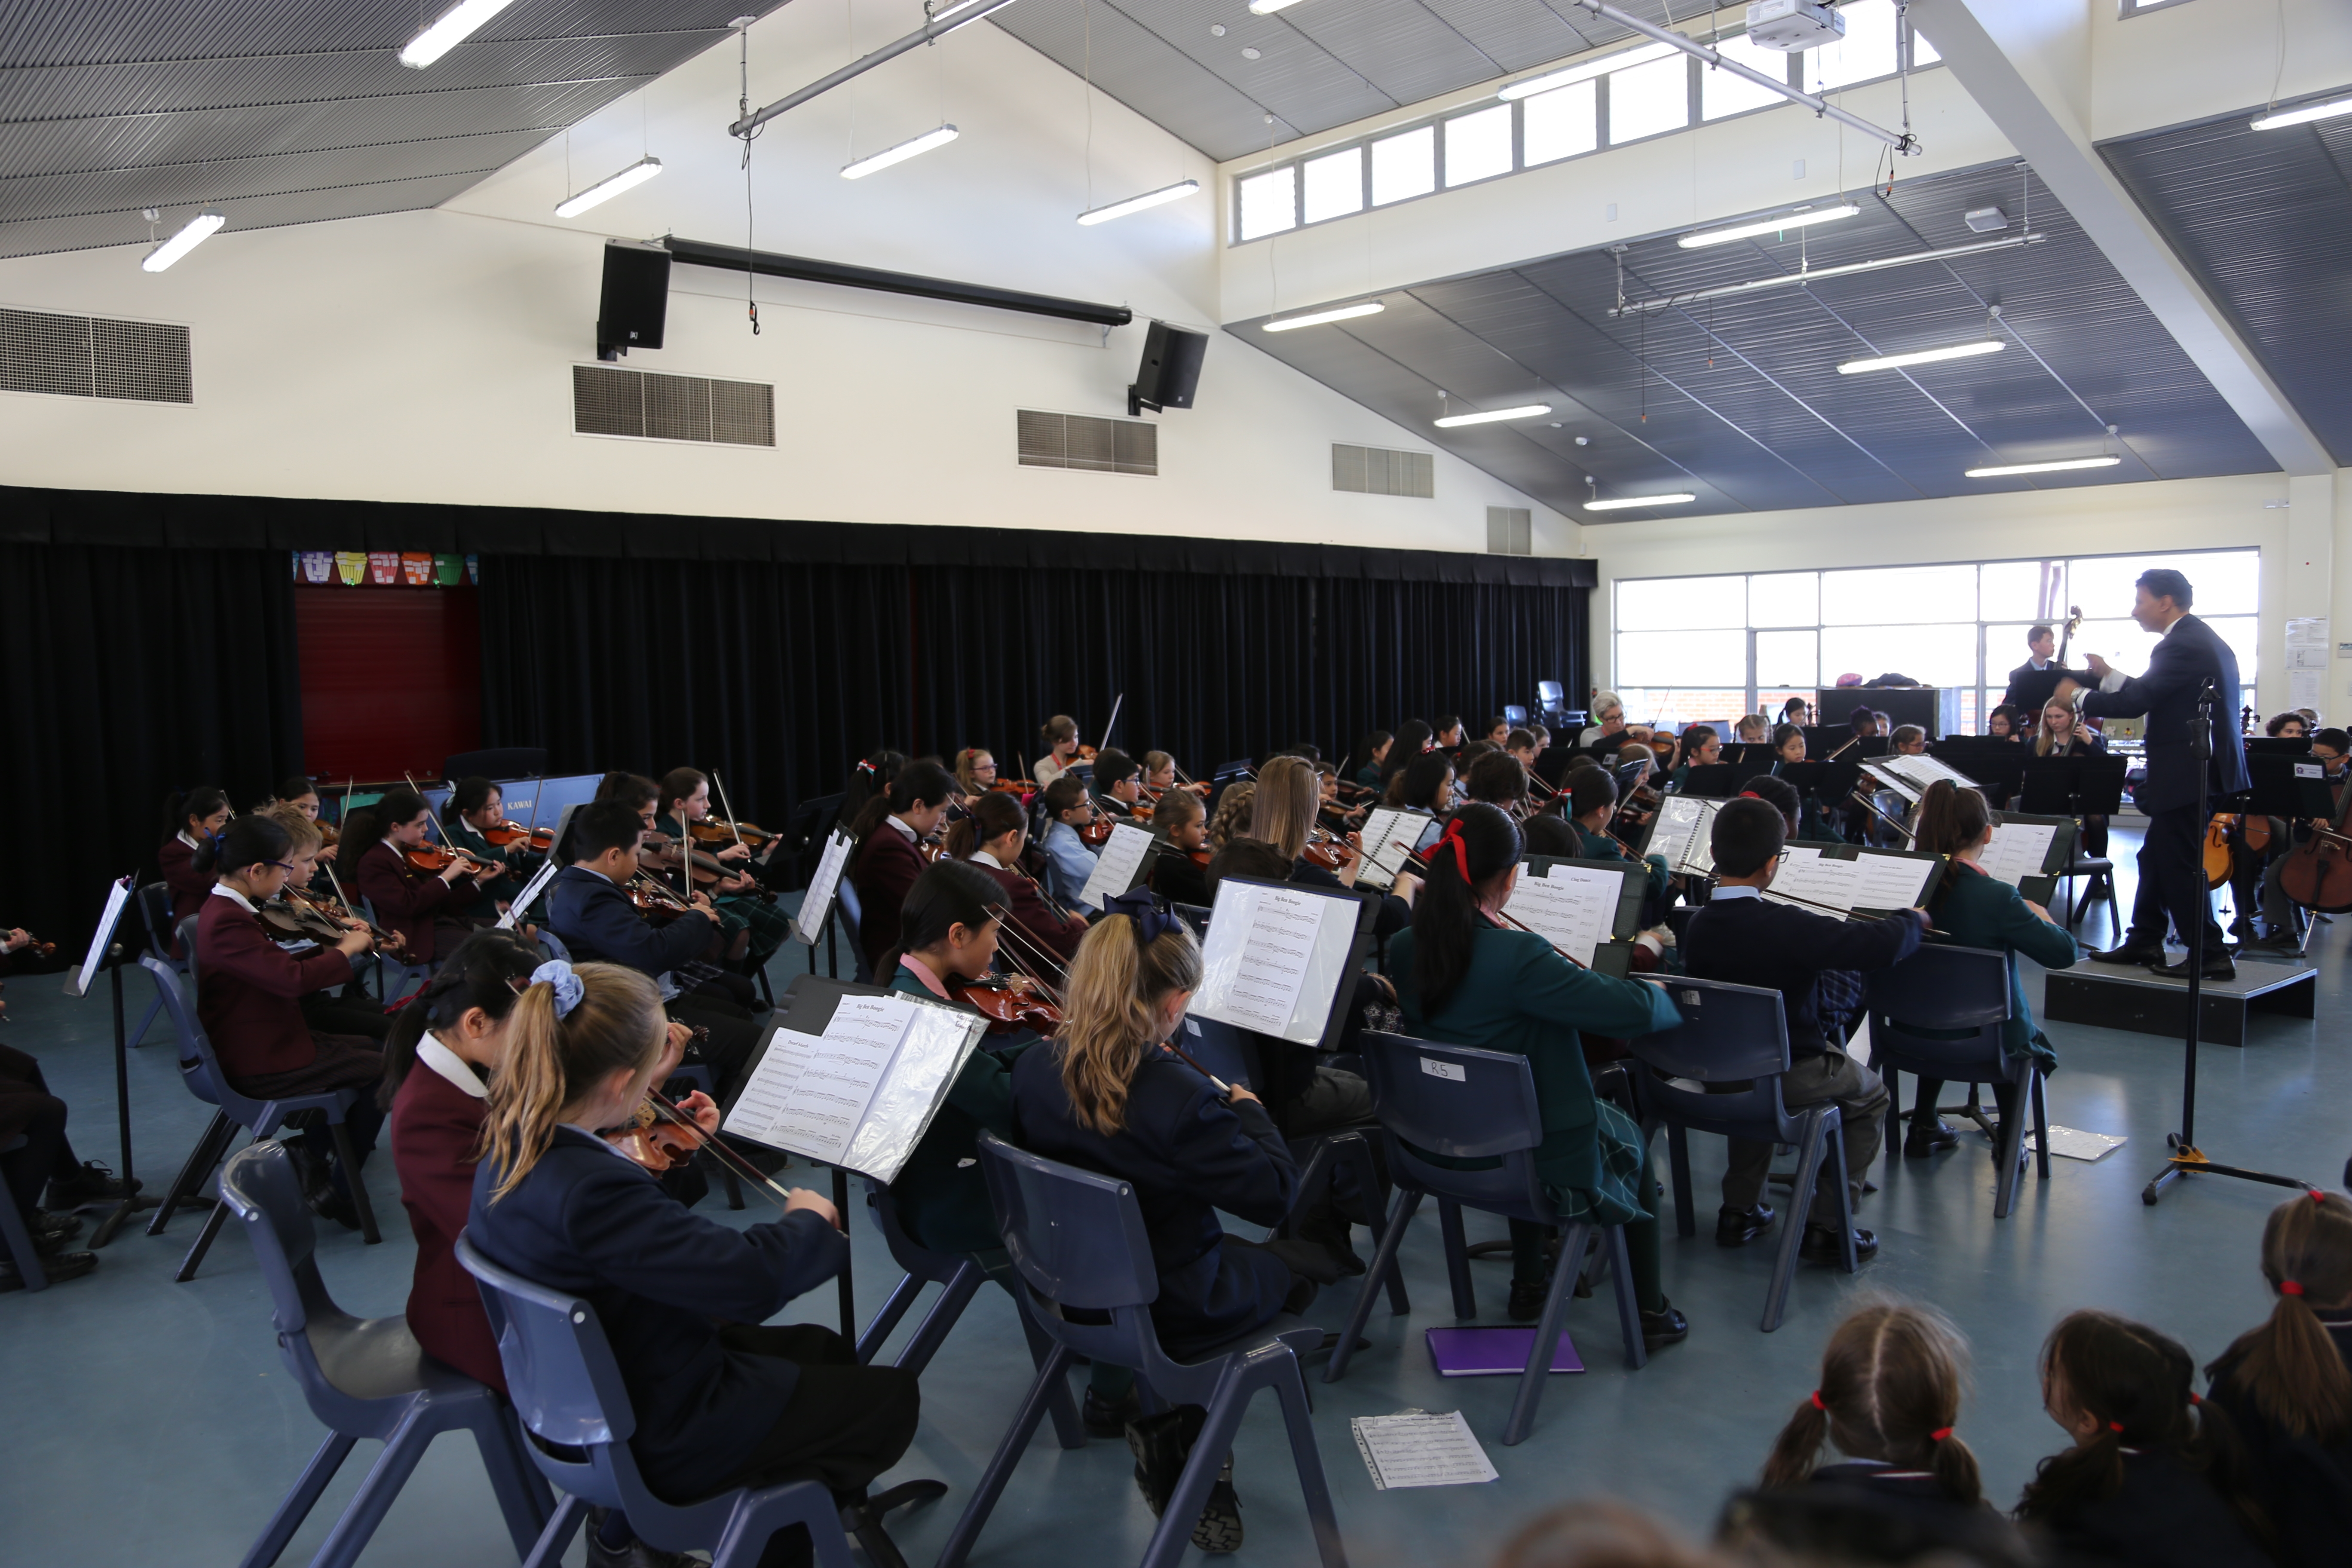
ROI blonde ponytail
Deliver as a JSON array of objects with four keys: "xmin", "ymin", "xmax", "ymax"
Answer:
[
  {"xmin": 478, "ymin": 963, "xmax": 666, "ymax": 1202},
  {"xmin": 1057, "ymin": 914, "xmax": 1203, "ymax": 1136}
]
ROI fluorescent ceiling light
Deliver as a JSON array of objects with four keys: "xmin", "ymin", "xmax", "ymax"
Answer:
[
  {"xmin": 1498, "ymin": 40, "xmax": 1677, "ymax": 101},
  {"xmin": 1077, "ymin": 179, "xmax": 1200, "ymax": 225},
  {"xmin": 1838, "ymin": 339, "xmax": 2004, "ymax": 374},
  {"xmin": 1435, "ymin": 403, "xmax": 1553, "ymax": 428},
  {"xmin": 1584, "ymin": 493, "xmax": 1696, "ymax": 511},
  {"xmin": 841, "ymin": 125, "xmax": 958, "ymax": 179},
  {"xmin": 1679, "ymin": 204, "xmax": 1859, "ymax": 248},
  {"xmin": 141, "ymin": 210, "xmax": 225, "ymax": 273},
  {"xmin": 1262, "ymin": 300, "xmax": 1384, "ymax": 331},
  {"xmin": 554, "ymin": 157, "xmax": 663, "ymax": 218},
  {"xmin": 1965, "ymin": 456, "xmax": 2121, "ymax": 478},
  {"xmin": 2251, "ymin": 94, "xmax": 2352, "ymax": 131},
  {"xmin": 398, "ymin": 0, "xmax": 517, "ymax": 68},
  {"xmin": 1247, "ymin": 0, "xmax": 1302, "ymax": 12}
]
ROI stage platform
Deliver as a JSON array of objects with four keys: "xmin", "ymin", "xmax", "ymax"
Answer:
[{"xmin": 2042, "ymin": 952, "xmax": 2318, "ymax": 1048}]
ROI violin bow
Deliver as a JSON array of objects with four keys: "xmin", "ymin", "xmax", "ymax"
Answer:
[
  {"xmin": 710, "ymin": 770, "xmax": 747, "ymax": 851},
  {"xmin": 1158, "ymin": 1037, "xmax": 1233, "ymax": 1099},
  {"xmin": 1739, "ymin": 878, "xmax": 1948, "ymax": 937},
  {"xmin": 641, "ymin": 1087, "xmax": 814, "ymax": 1217},
  {"xmin": 1099, "ymin": 693, "xmax": 1124, "ymax": 755},
  {"xmin": 403, "ymin": 773, "xmax": 484, "ymax": 871}
]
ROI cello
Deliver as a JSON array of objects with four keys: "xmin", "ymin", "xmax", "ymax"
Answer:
[{"xmin": 2275, "ymin": 765, "xmax": 2352, "ymax": 913}]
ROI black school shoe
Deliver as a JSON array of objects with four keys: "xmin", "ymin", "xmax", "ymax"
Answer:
[
  {"xmin": 43, "ymin": 1160, "xmax": 136, "ymax": 1210},
  {"xmin": 0, "ymin": 1250, "xmax": 97, "ymax": 1290},
  {"xmin": 31, "ymin": 1211, "xmax": 85, "ymax": 1250},
  {"xmin": 1715, "ymin": 1203, "xmax": 1775, "ymax": 1246},
  {"xmin": 1127, "ymin": 1406, "xmax": 1241, "ymax": 1552},
  {"xmin": 1640, "ymin": 1298, "xmax": 1690, "ymax": 1349},
  {"xmin": 1799, "ymin": 1225, "xmax": 1879, "ymax": 1265},
  {"xmin": 1082, "ymin": 1383, "xmax": 1142, "ymax": 1439},
  {"xmin": 1902, "ymin": 1119, "xmax": 1960, "ymax": 1158}
]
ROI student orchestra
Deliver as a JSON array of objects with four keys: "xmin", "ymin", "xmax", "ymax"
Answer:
[{"xmin": 12, "ymin": 588, "xmax": 2346, "ymax": 1568}]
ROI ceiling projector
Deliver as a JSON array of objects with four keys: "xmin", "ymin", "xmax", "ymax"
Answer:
[{"xmin": 1745, "ymin": 0, "xmax": 1847, "ymax": 50}]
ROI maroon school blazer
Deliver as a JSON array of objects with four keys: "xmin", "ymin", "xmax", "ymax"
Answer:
[
  {"xmin": 194, "ymin": 894, "xmax": 354, "ymax": 1079},
  {"xmin": 389, "ymin": 1058, "xmax": 507, "ymax": 1392}
]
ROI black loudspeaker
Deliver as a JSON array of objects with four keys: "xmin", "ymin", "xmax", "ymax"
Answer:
[
  {"xmin": 1128, "ymin": 320, "xmax": 1208, "ymax": 416},
  {"xmin": 596, "ymin": 239, "xmax": 671, "ymax": 361}
]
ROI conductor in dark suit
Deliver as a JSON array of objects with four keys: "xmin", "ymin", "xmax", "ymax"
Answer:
[
  {"xmin": 2056, "ymin": 569, "xmax": 2248, "ymax": 980},
  {"xmin": 1998, "ymin": 623, "xmax": 2082, "ymax": 717}
]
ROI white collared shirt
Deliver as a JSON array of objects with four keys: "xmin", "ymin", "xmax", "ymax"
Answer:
[
  {"xmin": 887, "ymin": 815, "xmax": 918, "ymax": 842},
  {"xmin": 209, "ymin": 882, "xmax": 257, "ymax": 913},
  {"xmin": 417, "ymin": 1032, "xmax": 488, "ymax": 1098},
  {"xmin": 971, "ymin": 849, "xmax": 1005, "ymax": 870},
  {"xmin": 1711, "ymin": 885, "xmax": 1763, "ymax": 901},
  {"xmin": 178, "ymin": 830, "xmax": 204, "ymax": 853}
]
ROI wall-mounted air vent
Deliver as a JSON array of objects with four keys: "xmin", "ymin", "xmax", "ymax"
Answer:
[
  {"xmin": 1333, "ymin": 443, "xmax": 1433, "ymax": 498},
  {"xmin": 1486, "ymin": 506, "xmax": 1531, "ymax": 555},
  {"xmin": 0, "ymin": 306, "xmax": 191, "ymax": 404},
  {"xmin": 1017, "ymin": 409, "xmax": 1158, "ymax": 475},
  {"xmin": 573, "ymin": 364, "xmax": 774, "ymax": 447}
]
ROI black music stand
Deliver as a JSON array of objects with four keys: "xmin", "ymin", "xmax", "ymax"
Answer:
[
  {"xmin": 2230, "ymin": 755, "xmax": 2338, "ymax": 957},
  {"xmin": 64, "ymin": 877, "xmax": 163, "ymax": 1247},
  {"xmin": 1930, "ymin": 739, "xmax": 2031, "ymax": 803},
  {"xmin": 2017, "ymin": 755, "xmax": 2127, "ymax": 818},
  {"xmin": 2144, "ymin": 680, "xmax": 2309, "ymax": 1206}
]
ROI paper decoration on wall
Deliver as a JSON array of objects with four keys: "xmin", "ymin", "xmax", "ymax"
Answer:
[
  {"xmin": 292, "ymin": 550, "xmax": 481, "ymax": 587},
  {"xmin": 399, "ymin": 551, "xmax": 435, "ymax": 585},
  {"xmin": 364, "ymin": 550, "xmax": 400, "ymax": 584},
  {"xmin": 296, "ymin": 551, "xmax": 334, "ymax": 583},
  {"xmin": 334, "ymin": 551, "xmax": 367, "ymax": 585}
]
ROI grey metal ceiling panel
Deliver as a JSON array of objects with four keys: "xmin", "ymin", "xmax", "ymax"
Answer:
[
  {"xmin": 1278, "ymin": 3, "xmax": 1506, "ymax": 108},
  {"xmin": 2102, "ymin": 101, "xmax": 2352, "ymax": 465},
  {"xmin": 0, "ymin": 0, "xmax": 752, "ymax": 67},
  {"xmin": 985, "ymin": 0, "xmax": 1292, "ymax": 164},
  {"xmin": 1411, "ymin": 0, "xmax": 1602, "ymax": 76},
  {"xmin": 1234, "ymin": 158, "xmax": 2277, "ymax": 524},
  {"xmin": 1097, "ymin": 0, "xmax": 1400, "ymax": 141},
  {"xmin": 0, "ymin": 168, "xmax": 488, "ymax": 259}
]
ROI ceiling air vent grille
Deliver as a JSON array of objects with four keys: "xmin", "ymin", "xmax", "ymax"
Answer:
[
  {"xmin": 1333, "ymin": 443, "xmax": 1434, "ymax": 498},
  {"xmin": 573, "ymin": 364, "xmax": 775, "ymax": 447},
  {"xmin": 1486, "ymin": 506, "xmax": 1531, "ymax": 555},
  {"xmin": 0, "ymin": 306, "xmax": 191, "ymax": 403},
  {"xmin": 1018, "ymin": 409, "xmax": 1158, "ymax": 475}
]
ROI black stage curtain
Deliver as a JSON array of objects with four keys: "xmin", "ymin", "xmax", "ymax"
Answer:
[{"xmin": 0, "ymin": 542, "xmax": 304, "ymax": 951}]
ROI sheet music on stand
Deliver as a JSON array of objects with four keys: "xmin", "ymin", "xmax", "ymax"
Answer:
[
  {"xmin": 1868, "ymin": 753, "xmax": 1983, "ymax": 802},
  {"xmin": 792, "ymin": 830, "xmax": 855, "ymax": 946},
  {"xmin": 1191, "ymin": 875, "xmax": 1371, "ymax": 1047},
  {"xmin": 64, "ymin": 876, "xmax": 134, "ymax": 998},
  {"xmin": 1973, "ymin": 815, "xmax": 2075, "ymax": 905},
  {"xmin": 1762, "ymin": 844, "xmax": 1943, "ymax": 919},
  {"xmin": 1642, "ymin": 795, "xmax": 1720, "ymax": 876},
  {"xmin": 1077, "ymin": 822, "xmax": 1156, "ymax": 912},
  {"xmin": 1505, "ymin": 860, "xmax": 1634, "ymax": 968},
  {"xmin": 720, "ymin": 977, "xmax": 985, "ymax": 1183},
  {"xmin": 498, "ymin": 857, "xmax": 563, "ymax": 931},
  {"xmin": 1356, "ymin": 807, "xmax": 1432, "ymax": 893}
]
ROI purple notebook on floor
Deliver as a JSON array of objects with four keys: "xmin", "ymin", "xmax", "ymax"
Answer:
[{"xmin": 1425, "ymin": 1326, "xmax": 1585, "ymax": 1376}]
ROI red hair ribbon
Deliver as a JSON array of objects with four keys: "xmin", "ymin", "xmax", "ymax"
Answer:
[
  {"xmin": 1810, "ymin": 1390, "xmax": 1826, "ymax": 1412},
  {"xmin": 1439, "ymin": 817, "xmax": 1471, "ymax": 882},
  {"xmin": 2313, "ymin": 1190, "xmax": 2331, "ymax": 1204},
  {"xmin": 1739, "ymin": 790, "xmax": 1765, "ymax": 800},
  {"xmin": 2189, "ymin": 1393, "xmax": 2203, "ymax": 1407},
  {"xmin": 2107, "ymin": 1421, "xmax": 2125, "ymax": 1433},
  {"xmin": 2281, "ymin": 1280, "xmax": 2306, "ymax": 1296},
  {"xmin": 1929, "ymin": 1427, "xmax": 1953, "ymax": 1442}
]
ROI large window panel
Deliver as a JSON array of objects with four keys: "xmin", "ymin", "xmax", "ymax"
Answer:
[
  {"xmin": 1443, "ymin": 104, "xmax": 1514, "ymax": 187},
  {"xmin": 2068, "ymin": 552, "xmax": 2258, "ymax": 617},
  {"xmin": 2207, "ymin": 616, "xmax": 2260, "ymax": 683},
  {"xmin": 1755, "ymin": 629, "xmax": 1818, "ymax": 689},
  {"xmin": 1804, "ymin": 0, "xmax": 1902, "ymax": 92},
  {"xmin": 1821, "ymin": 564, "xmax": 1976, "ymax": 624},
  {"xmin": 1702, "ymin": 32, "xmax": 1792, "ymax": 119},
  {"xmin": 1522, "ymin": 79, "xmax": 1598, "ymax": 166},
  {"xmin": 1617, "ymin": 629, "xmax": 1746, "ymax": 687},
  {"xmin": 1616, "ymin": 689, "xmax": 1751, "ymax": 729},
  {"xmin": 1747, "ymin": 571, "xmax": 1819, "ymax": 627},
  {"xmin": 1237, "ymin": 167, "xmax": 1296, "ymax": 240},
  {"xmin": 1370, "ymin": 126, "xmax": 1436, "ymax": 206},
  {"xmin": 1301, "ymin": 147, "xmax": 1363, "ymax": 224},
  {"xmin": 1609, "ymin": 53, "xmax": 1690, "ymax": 144},
  {"xmin": 1821, "ymin": 623, "xmax": 1976, "ymax": 688},
  {"xmin": 1617, "ymin": 573, "xmax": 1745, "ymax": 631},
  {"xmin": 1977, "ymin": 560, "xmax": 2049, "ymax": 622}
]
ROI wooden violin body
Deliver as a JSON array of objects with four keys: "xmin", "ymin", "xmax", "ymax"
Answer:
[
  {"xmin": 954, "ymin": 976, "xmax": 1063, "ymax": 1035},
  {"xmin": 689, "ymin": 818, "xmax": 774, "ymax": 850},
  {"xmin": 404, "ymin": 842, "xmax": 488, "ymax": 876},
  {"xmin": 481, "ymin": 820, "xmax": 555, "ymax": 852}
]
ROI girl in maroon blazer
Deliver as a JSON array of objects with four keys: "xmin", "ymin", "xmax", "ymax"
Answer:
[
  {"xmin": 848, "ymin": 760, "xmax": 955, "ymax": 979},
  {"xmin": 157, "ymin": 785, "xmax": 231, "ymax": 953},
  {"xmin": 946, "ymin": 791, "xmax": 1089, "ymax": 965},
  {"xmin": 196, "ymin": 815, "xmax": 383, "ymax": 1227},
  {"xmin": 340, "ymin": 787, "xmax": 484, "ymax": 967}
]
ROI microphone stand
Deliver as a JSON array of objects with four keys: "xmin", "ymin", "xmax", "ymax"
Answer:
[{"xmin": 2143, "ymin": 676, "xmax": 2309, "ymax": 1204}]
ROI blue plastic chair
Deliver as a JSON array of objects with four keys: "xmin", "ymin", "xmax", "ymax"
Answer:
[
  {"xmin": 935, "ymin": 1134, "xmax": 1348, "ymax": 1568},
  {"xmin": 833, "ymin": 876, "xmax": 875, "ymax": 985},
  {"xmin": 125, "ymin": 879, "xmax": 185, "ymax": 1047},
  {"xmin": 1627, "ymin": 976, "xmax": 1857, "ymax": 1333},
  {"xmin": 0, "ymin": 1134, "xmax": 47, "ymax": 1292},
  {"xmin": 455, "ymin": 1234, "xmax": 940, "ymax": 1568},
  {"xmin": 138, "ymin": 953, "xmax": 382, "ymax": 1280},
  {"xmin": 218, "ymin": 1142, "xmax": 548, "ymax": 1568},
  {"xmin": 1865, "ymin": 944, "xmax": 2049, "ymax": 1220},
  {"xmin": 853, "ymin": 1179, "xmax": 1086, "ymax": 1448},
  {"xmin": 357, "ymin": 895, "xmax": 432, "ymax": 1004},
  {"xmin": 1323, "ymin": 1032, "xmax": 1647, "ymax": 1445}
]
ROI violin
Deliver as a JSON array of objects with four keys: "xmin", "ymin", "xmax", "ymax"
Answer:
[
  {"xmin": 480, "ymin": 819, "xmax": 555, "ymax": 852},
  {"xmin": 6, "ymin": 931, "xmax": 58, "ymax": 962},
  {"xmin": 952, "ymin": 974, "xmax": 1064, "ymax": 1035},
  {"xmin": 688, "ymin": 817, "xmax": 774, "ymax": 851},
  {"xmin": 611, "ymin": 1087, "xmax": 717, "ymax": 1172},
  {"xmin": 404, "ymin": 841, "xmax": 492, "ymax": 876},
  {"xmin": 627, "ymin": 873, "xmax": 698, "ymax": 925}
]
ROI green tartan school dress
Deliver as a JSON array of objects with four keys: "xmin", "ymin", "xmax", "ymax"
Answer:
[
  {"xmin": 1919, "ymin": 860, "xmax": 2078, "ymax": 1075},
  {"xmin": 1388, "ymin": 921, "xmax": 1679, "ymax": 1226},
  {"xmin": 655, "ymin": 813, "xmax": 790, "ymax": 966}
]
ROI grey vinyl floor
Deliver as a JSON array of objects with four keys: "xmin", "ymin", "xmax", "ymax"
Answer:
[{"xmin": 4, "ymin": 827, "xmax": 2345, "ymax": 1567}]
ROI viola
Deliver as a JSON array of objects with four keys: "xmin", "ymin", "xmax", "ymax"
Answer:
[{"xmin": 952, "ymin": 975, "xmax": 1063, "ymax": 1035}]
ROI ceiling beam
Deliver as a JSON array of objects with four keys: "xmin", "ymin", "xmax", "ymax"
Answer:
[{"xmin": 1914, "ymin": 0, "xmax": 2331, "ymax": 477}]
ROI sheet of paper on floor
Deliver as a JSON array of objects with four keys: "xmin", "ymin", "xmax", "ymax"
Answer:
[{"xmin": 1350, "ymin": 1409, "xmax": 1498, "ymax": 1490}]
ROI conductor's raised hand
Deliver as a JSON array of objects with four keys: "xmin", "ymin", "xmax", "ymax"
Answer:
[{"xmin": 2083, "ymin": 653, "xmax": 2112, "ymax": 680}]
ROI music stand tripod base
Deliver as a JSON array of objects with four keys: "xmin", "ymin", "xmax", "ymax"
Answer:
[{"xmin": 2143, "ymin": 1137, "xmax": 2312, "ymax": 1206}]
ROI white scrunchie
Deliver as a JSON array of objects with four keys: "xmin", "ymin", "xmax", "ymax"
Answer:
[{"xmin": 531, "ymin": 959, "xmax": 584, "ymax": 1019}]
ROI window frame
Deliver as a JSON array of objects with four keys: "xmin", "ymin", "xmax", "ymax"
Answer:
[{"xmin": 1227, "ymin": 20, "xmax": 1941, "ymax": 245}]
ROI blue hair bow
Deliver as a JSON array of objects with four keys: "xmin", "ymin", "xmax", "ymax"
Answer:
[{"xmin": 1102, "ymin": 889, "xmax": 1183, "ymax": 947}]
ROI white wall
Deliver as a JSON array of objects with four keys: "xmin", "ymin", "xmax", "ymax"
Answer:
[
  {"xmin": 1584, "ymin": 469, "xmax": 2352, "ymax": 720},
  {"xmin": 0, "ymin": 0, "xmax": 1574, "ymax": 554}
]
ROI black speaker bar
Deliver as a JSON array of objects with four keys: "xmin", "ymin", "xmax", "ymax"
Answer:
[{"xmin": 661, "ymin": 237, "xmax": 1133, "ymax": 329}]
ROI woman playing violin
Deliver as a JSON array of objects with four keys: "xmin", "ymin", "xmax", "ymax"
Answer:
[
  {"xmin": 1252, "ymin": 756, "xmax": 1415, "ymax": 938},
  {"xmin": 947, "ymin": 791, "xmax": 1089, "ymax": 964},
  {"xmin": 342, "ymin": 787, "xmax": 487, "ymax": 967},
  {"xmin": 658, "ymin": 767, "xmax": 789, "ymax": 971}
]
